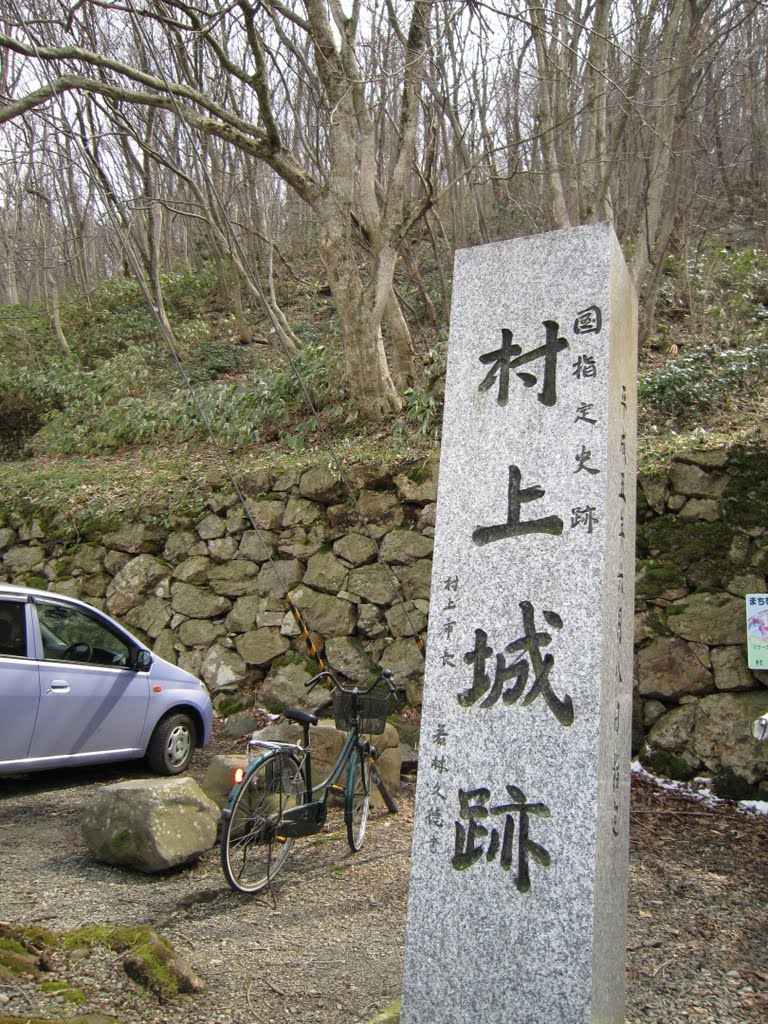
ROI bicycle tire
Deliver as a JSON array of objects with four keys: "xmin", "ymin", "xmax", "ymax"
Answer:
[
  {"xmin": 220, "ymin": 750, "xmax": 304, "ymax": 894},
  {"xmin": 345, "ymin": 746, "xmax": 370, "ymax": 852}
]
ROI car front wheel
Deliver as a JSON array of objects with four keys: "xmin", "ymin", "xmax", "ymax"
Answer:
[{"xmin": 147, "ymin": 713, "xmax": 197, "ymax": 775}]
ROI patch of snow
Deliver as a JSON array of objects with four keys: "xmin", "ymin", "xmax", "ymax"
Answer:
[{"xmin": 630, "ymin": 760, "xmax": 768, "ymax": 817}]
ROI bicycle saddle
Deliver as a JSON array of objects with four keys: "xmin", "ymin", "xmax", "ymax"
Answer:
[{"xmin": 283, "ymin": 707, "xmax": 318, "ymax": 727}]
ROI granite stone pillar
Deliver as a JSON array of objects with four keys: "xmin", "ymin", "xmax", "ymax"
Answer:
[{"xmin": 401, "ymin": 223, "xmax": 638, "ymax": 1024}]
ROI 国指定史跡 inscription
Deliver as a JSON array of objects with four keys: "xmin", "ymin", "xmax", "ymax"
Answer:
[{"xmin": 401, "ymin": 223, "xmax": 637, "ymax": 1024}]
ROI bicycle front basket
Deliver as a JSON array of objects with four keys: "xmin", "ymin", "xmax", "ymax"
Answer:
[{"xmin": 333, "ymin": 684, "xmax": 391, "ymax": 734}]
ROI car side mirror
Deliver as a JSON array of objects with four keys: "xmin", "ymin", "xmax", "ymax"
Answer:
[{"xmin": 130, "ymin": 647, "xmax": 152, "ymax": 672}]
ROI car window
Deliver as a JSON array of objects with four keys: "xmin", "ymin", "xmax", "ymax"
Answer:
[
  {"xmin": 36, "ymin": 601, "xmax": 131, "ymax": 667},
  {"xmin": 0, "ymin": 600, "xmax": 27, "ymax": 658}
]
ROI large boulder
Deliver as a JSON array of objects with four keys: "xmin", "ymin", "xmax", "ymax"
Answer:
[{"xmin": 81, "ymin": 778, "xmax": 219, "ymax": 872}]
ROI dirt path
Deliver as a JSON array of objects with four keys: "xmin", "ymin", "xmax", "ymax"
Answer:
[{"xmin": 1, "ymin": 742, "xmax": 767, "ymax": 1024}]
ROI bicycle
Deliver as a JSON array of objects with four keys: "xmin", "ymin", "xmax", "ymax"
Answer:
[{"xmin": 220, "ymin": 669, "xmax": 399, "ymax": 894}]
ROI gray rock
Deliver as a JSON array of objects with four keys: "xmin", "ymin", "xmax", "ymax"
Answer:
[
  {"xmin": 70, "ymin": 543, "xmax": 106, "ymax": 575},
  {"xmin": 710, "ymin": 646, "xmax": 756, "ymax": 692},
  {"xmin": 393, "ymin": 460, "xmax": 439, "ymax": 504},
  {"xmin": 177, "ymin": 618, "xmax": 227, "ymax": 647},
  {"xmin": 178, "ymin": 648, "xmax": 205, "ymax": 678},
  {"xmin": 106, "ymin": 554, "xmax": 169, "ymax": 617},
  {"xmin": 239, "ymin": 529, "xmax": 278, "ymax": 563},
  {"xmin": 236, "ymin": 627, "xmax": 290, "ymax": 667},
  {"xmin": 272, "ymin": 469, "xmax": 301, "ymax": 492},
  {"xmin": 642, "ymin": 699, "xmax": 668, "ymax": 727},
  {"xmin": 17, "ymin": 519, "xmax": 45, "ymax": 541},
  {"xmin": 246, "ymin": 499, "xmax": 286, "ymax": 532},
  {"xmin": 379, "ymin": 529, "xmax": 434, "ymax": 565},
  {"xmin": 81, "ymin": 777, "xmax": 219, "ymax": 872},
  {"xmin": 726, "ymin": 572, "xmax": 766, "ymax": 597},
  {"xmin": 0, "ymin": 527, "xmax": 17, "ymax": 551},
  {"xmin": 201, "ymin": 754, "xmax": 248, "ymax": 809},
  {"xmin": 196, "ymin": 514, "xmax": 226, "ymax": 540},
  {"xmin": 285, "ymin": 586, "xmax": 356, "ymax": 637},
  {"xmin": 646, "ymin": 703, "xmax": 699, "ymax": 762},
  {"xmin": 208, "ymin": 536, "xmax": 240, "ymax": 563},
  {"xmin": 163, "ymin": 531, "xmax": 196, "ymax": 565},
  {"xmin": 666, "ymin": 592, "xmax": 746, "ymax": 645},
  {"xmin": 208, "ymin": 559, "xmax": 260, "ymax": 597},
  {"xmin": 226, "ymin": 506, "xmax": 249, "ymax": 534},
  {"xmin": 103, "ymin": 550, "xmax": 132, "ymax": 576},
  {"xmin": 378, "ymin": 637, "xmax": 425, "ymax": 698},
  {"xmin": 300, "ymin": 465, "xmax": 342, "ymax": 503},
  {"xmin": 417, "ymin": 504, "xmax": 437, "ymax": 529},
  {"xmin": 638, "ymin": 474, "xmax": 668, "ymax": 514},
  {"xmin": 385, "ymin": 600, "xmax": 429, "ymax": 639},
  {"xmin": 278, "ymin": 526, "xmax": 327, "ymax": 559},
  {"xmin": 325, "ymin": 636, "xmax": 377, "ymax": 682},
  {"xmin": 201, "ymin": 644, "xmax": 248, "ymax": 691},
  {"xmin": 125, "ymin": 597, "xmax": 171, "ymax": 639},
  {"xmin": 80, "ymin": 573, "xmax": 110, "ymax": 599},
  {"xmin": 283, "ymin": 496, "xmax": 324, "ymax": 527},
  {"xmin": 347, "ymin": 562, "xmax": 401, "ymax": 605},
  {"xmin": 692, "ymin": 692, "xmax": 768, "ymax": 782},
  {"xmin": 259, "ymin": 655, "xmax": 316, "ymax": 708},
  {"xmin": 678, "ymin": 498, "xmax": 720, "ymax": 521},
  {"xmin": 669, "ymin": 462, "xmax": 730, "ymax": 498},
  {"xmin": 397, "ymin": 559, "xmax": 433, "ymax": 601},
  {"xmin": 357, "ymin": 603, "xmax": 387, "ymax": 639},
  {"xmin": 255, "ymin": 558, "xmax": 303, "ymax": 597},
  {"xmin": 303, "ymin": 550, "xmax": 348, "ymax": 594},
  {"xmin": 3, "ymin": 544, "xmax": 45, "ymax": 572},
  {"xmin": 173, "ymin": 556, "xmax": 212, "ymax": 584},
  {"xmin": 171, "ymin": 582, "xmax": 232, "ymax": 619},
  {"xmin": 636, "ymin": 637, "xmax": 713, "ymax": 700},
  {"xmin": 153, "ymin": 629, "xmax": 177, "ymax": 664},
  {"xmin": 674, "ymin": 448, "xmax": 729, "ymax": 468},
  {"xmin": 333, "ymin": 532, "xmax": 379, "ymax": 566},
  {"xmin": 357, "ymin": 490, "xmax": 404, "ymax": 526},
  {"xmin": 225, "ymin": 594, "xmax": 262, "ymax": 633},
  {"xmin": 101, "ymin": 523, "xmax": 166, "ymax": 554}
]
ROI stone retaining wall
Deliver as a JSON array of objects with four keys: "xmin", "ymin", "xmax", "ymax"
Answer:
[{"xmin": 2, "ymin": 449, "xmax": 767, "ymax": 788}]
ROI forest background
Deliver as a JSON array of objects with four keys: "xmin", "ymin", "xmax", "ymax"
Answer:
[{"xmin": 0, "ymin": 0, "xmax": 767, "ymax": 529}]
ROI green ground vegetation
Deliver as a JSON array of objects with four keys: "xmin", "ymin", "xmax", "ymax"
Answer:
[{"xmin": 0, "ymin": 239, "xmax": 766, "ymax": 532}]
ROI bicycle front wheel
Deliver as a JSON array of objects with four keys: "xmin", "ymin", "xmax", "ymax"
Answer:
[
  {"xmin": 220, "ymin": 751, "xmax": 304, "ymax": 894},
  {"xmin": 345, "ymin": 746, "xmax": 370, "ymax": 852}
]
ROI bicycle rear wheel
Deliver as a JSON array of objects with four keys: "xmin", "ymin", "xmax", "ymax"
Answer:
[
  {"xmin": 220, "ymin": 751, "xmax": 304, "ymax": 894},
  {"xmin": 345, "ymin": 746, "xmax": 370, "ymax": 852}
]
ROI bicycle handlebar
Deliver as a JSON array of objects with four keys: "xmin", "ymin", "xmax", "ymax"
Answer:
[{"xmin": 304, "ymin": 668, "xmax": 396, "ymax": 696}]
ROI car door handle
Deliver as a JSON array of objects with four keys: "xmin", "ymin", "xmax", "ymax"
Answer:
[{"xmin": 47, "ymin": 681, "xmax": 71, "ymax": 693}]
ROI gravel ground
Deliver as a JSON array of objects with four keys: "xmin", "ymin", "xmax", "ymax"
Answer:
[{"xmin": 0, "ymin": 733, "xmax": 766, "ymax": 1024}]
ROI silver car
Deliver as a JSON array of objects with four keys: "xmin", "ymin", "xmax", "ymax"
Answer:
[{"xmin": 0, "ymin": 583, "xmax": 212, "ymax": 776}]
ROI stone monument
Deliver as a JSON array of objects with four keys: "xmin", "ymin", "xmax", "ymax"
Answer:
[{"xmin": 400, "ymin": 223, "xmax": 637, "ymax": 1023}]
